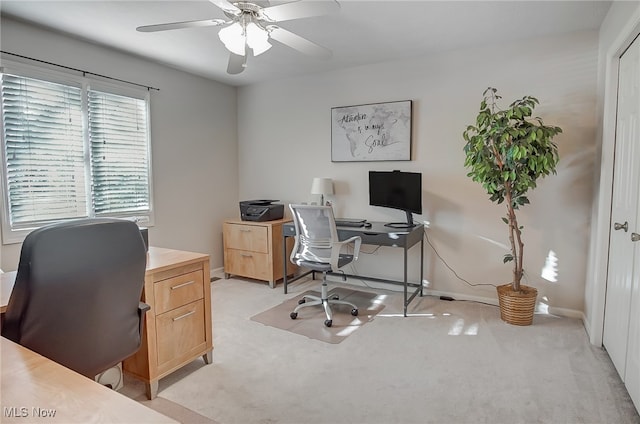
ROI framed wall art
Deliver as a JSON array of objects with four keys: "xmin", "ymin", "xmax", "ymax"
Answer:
[{"xmin": 331, "ymin": 100, "xmax": 412, "ymax": 162}]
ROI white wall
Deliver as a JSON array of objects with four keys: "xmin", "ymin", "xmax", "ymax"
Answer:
[
  {"xmin": 585, "ymin": 1, "xmax": 640, "ymax": 344},
  {"xmin": 0, "ymin": 17, "xmax": 604, "ymax": 316},
  {"xmin": 0, "ymin": 17, "xmax": 239, "ymax": 271},
  {"xmin": 238, "ymin": 31, "xmax": 599, "ymax": 315}
]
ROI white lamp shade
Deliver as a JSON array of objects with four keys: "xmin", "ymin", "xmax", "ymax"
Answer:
[
  {"xmin": 218, "ymin": 23, "xmax": 246, "ymax": 56},
  {"xmin": 310, "ymin": 177, "xmax": 334, "ymax": 196},
  {"xmin": 246, "ymin": 22, "xmax": 272, "ymax": 56}
]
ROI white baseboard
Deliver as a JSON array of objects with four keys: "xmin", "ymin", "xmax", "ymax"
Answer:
[
  {"xmin": 333, "ymin": 277, "xmax": 584, "ymax": 320},
  {"xmin": 423, "ymin": 288, "xmax": 499, "ymax": 307},
  {"xmin": 424, "ymin": 288, "xmax": 584, "ymax": 319},
  {"xmin": 211, "ymin": 266, "xmax": 225, "ymax": 279},
  {"xmin": 224, "ymin": 272, "xmax": 585, "ymax": 321},
  {"xmin": 544, "ymin": 305, "xmax": 584, "ymax": 320}
]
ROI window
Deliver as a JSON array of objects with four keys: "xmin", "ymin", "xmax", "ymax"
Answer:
[
  {"xmin": 88, "ymin": 90, "xmax": 151, "ymax": 216},
  {"xmin": 0, "ymin": 64, "xmax": 153, "ymax": 243}
]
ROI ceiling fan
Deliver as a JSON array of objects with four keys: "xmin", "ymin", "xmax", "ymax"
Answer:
[{"xmin": 136, "ymin": 0, "xmax": 340, "ymax": 75}]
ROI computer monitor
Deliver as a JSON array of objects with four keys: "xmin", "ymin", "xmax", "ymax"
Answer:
[{"xmin": 369, "ymin": 170, "xmax": 422, "ymax": 228}]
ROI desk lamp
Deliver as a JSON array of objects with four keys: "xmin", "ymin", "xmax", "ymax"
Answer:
[{"xmin": 311, "ymin": 177, "xmax": 334, "ymax": 206}]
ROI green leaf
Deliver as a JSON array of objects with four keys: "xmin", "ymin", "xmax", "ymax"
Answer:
[
  {"xmin": 463, "ymin": 88, "xmax": 561, "ymax": 223},
  {"xmin": 503, "ymin": 254, "xmax": 514, "ymax": 263}
]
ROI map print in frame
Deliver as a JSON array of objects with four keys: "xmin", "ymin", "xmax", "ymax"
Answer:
[{"xmin": 331, "ymin": 100, "xmax": 412, "ymax": 162}]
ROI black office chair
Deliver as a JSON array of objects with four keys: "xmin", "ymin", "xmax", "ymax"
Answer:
[
  {"xmin": 2, "ymin": 218, "xmax": 149, "ymax": 380},
  {"xmin": 288, "ymin": 204, "xmax": 362, "ymax": 327}
]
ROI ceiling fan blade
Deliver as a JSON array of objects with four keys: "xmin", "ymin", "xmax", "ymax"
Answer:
[
  {"xmin": 209, "ymin": 0, "xmax": 241, "ymax": 15},
  {"xmin": 137, "ymin": 19, "xmax": 226, "ymax": 32},
  {"xmin": 227, "ymin": 50, "xmax": 247, "ymax": 74},
  {"xmin": 262, "ymin": 0, "xmax": 340, "ymax": 22},
  {"xmin": 268, "ymin": 26, "xmax": 332, "ymax": 59}
]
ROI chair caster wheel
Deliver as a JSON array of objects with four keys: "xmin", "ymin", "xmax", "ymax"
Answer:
[
  {"xmin": 298, "ymin": 298, "xmax": 306, "ymax": 305},
  {"xmin": 324, "ymin": 319, "xmax": 332, "ymax": 327},
  {"xmin": 351, "ymin": 308, "xmax": 358, "ymax": 316},
  {"xmin": 290, "ymin": 312, "xmax": 298, "ymax": 320}
]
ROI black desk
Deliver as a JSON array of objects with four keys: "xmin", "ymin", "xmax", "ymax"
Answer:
[{"xmin": 282, "ymin": 221, "xmax": 424, "ymax": 316}]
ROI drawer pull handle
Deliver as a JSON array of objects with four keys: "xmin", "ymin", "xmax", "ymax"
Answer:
[
  {"xmin": 173, "ymin": 310, "xmax": 196, "ymax": 321},
  {"xmin": 241, "ymin": 253, "xmax": 253, "ymax": 258},
  {"xmin": 171, "ymin": 280, "xmax": 195, "ymax": 290},
  {"xmin": 240, "ymin": 229, "xmax": 252, "ymax": 232}
]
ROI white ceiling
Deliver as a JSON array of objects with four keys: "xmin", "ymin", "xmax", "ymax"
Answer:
[{"xmin": 0, "ymin": 0, "xmax": 612, "ymax": 86}]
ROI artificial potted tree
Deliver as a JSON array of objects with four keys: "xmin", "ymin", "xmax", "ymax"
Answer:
[{"xmin": 462, "ymin": 87, "xmax": 562, "ymax": 325}]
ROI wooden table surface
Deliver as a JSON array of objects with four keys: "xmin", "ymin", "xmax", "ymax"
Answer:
[{"xmin": 1, "ymin": 337, "xmax": 178, "ymax": 423}]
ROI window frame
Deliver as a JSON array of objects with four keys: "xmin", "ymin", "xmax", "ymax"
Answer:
[{"xmin": 0, "ymin": 61, "xmax": 154, "ymax": 244}]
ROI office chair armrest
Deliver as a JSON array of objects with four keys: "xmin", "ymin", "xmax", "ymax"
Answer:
[
  {"xmin": 348, "ymin": 236, "xmax": 362, "ymax": 260},
  {"xmin": 138, "ymin": 301, "xmax": 151, "ymax": 338},
  {"xmin": 330, "ymin": 235, "xmax": 362, "ymax": 270}
]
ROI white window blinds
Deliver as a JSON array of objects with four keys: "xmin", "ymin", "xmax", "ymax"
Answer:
[
  {"xmin": 0, "ymin": 67, "xmax": 153, "ymax": 241},
  {"xmin": 88, "ymin": 90, "xmax": 150, "ymax": 216},
  {"xmin": 1, "ymin": 73, "xmax": 87, "ymax": 227}
]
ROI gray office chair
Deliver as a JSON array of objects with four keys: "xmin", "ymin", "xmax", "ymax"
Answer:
[
  {"xmin": 2, "ymin": 218, "xmax": 149, "ymax": 380},
  {"xmin": 288, "ymin": 204, "xmax": 362, "ymax": 327}
]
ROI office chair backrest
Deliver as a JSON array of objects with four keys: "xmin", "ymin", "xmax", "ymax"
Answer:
[
  {"xmin": 289, "ymin": 204, "xmax": 340, "ymax": 265},
  {"xmin": 2, "ymin": 218, "xmax": 147, "ymax": 378}
]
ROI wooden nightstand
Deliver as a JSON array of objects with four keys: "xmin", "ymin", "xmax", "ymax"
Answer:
[{"xmin": 223, "ymin": 218, "xmax": 297, "ymax": 288}]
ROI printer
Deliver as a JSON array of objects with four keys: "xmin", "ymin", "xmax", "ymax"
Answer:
[{"xmin": 240, "ymin": 200, "xmax": 284, "ymax": 222}]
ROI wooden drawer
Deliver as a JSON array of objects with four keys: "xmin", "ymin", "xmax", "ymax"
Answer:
[
  {"xmin": 123, "ymin": 247, "xmax": 212, "ymax": 400},
  {"xmin": 224, "ymin": 249, "xmax": 270, "ymax": 281},
  {"xmin": 156, "ymin": 299, "xmax": 206, "ymax": 366},
  {"xmin": 224, "ymin": 223, "xmax": 268, "ymax": 253},
  {"xmin": 153, "ymin": 270, "xmax": 204, "ymax": 315}
]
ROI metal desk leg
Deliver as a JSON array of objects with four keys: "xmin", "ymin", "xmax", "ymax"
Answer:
[
  {"xmin": 404, "ymin": 244, "xmax": 408, "ymax": 317},
  {"xmin": 283, "ymin": 233, "xmax": 288, "ymax": 294},
  {"xmin": 420, "ymin": 237, "xmax": 424, "ymax": 297}
]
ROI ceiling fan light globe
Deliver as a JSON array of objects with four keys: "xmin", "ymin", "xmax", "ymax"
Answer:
[
  {"xmin": 224, "ymin": 40, "xmax": 247, "ymax": 56},
  {"xmin": 246, "ymin": 22, "xmax": 271, "ymax": 56},
  {"xmin": 218, "ymin": 23, "xmax": 246, "ymax": 56},
  {"xmin": 246, "ymin": 22, "xmax": 267, "ymax": 42},
  {"xmin": 251, "ymin": 40, "xmax": 272, "ymax": 56}
]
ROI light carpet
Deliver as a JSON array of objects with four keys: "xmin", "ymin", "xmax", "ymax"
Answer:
[
  {"xmin": 122, "ymin": 276, "xmax": 639, "ymax": 424},
  {"xmin": 250, "ymin": 287, "xmax": 385, "ymax": 344}
]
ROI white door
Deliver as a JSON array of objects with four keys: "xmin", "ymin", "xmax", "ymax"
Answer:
[
  {"xmin": 603, "ymin": 34, "xmax": 640, "ymax": 411},
  {"xmin": 627, "ymin": 176, "xmax": 640, "ymax": 410}
]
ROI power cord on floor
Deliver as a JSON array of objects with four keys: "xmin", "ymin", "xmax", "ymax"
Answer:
[{"xmin": 423, "ymin": 228, "xmax": 497, "ymax": 288}]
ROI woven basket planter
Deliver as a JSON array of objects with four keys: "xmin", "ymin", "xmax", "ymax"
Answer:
[{"xmin": 496, "ymin": 283, "xmax": 538, "ymax": 326}]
